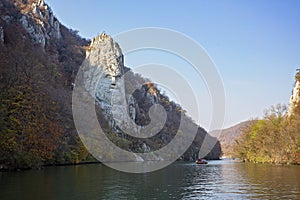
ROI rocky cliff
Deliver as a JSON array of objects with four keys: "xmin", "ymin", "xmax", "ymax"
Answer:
[
  {"xmin": 79, "ymin": 32, "xmax": 222, "ymax": 161},
  {"xmin": 287, "ymin": 70, "xmax": 300, "ymax": 116},
  {"xmin": 0, "ymin": 0, "xmax": 221, "ymax": 169},
  {"xmin": 3, "ymin": 0, "xmax": 61, "ymax": 48},
  {"xmin": 83, "ymin": 33, "xmax": 162, "ymax": 137},
  {"xmin": 83, "ymin": 33, "xmax": 129, "ymax": 131}
]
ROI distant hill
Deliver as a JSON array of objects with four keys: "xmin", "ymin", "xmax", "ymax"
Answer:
[{"xmin": 210, "ymin": 121, "xmax": 255, "ymax": 157}]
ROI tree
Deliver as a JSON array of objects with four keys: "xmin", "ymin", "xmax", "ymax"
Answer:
[{"xmin": 234, "ymin": 103, "xmax": 300, "ymax": 164}]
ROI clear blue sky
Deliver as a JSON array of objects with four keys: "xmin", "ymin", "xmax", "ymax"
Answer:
[{"xmin": 47, "ymin": 0, "xmax": 300, "ymax": 129}]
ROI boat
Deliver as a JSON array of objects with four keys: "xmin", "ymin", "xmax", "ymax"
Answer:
[{"xmin": 196, "ymin": 158, "xmax": 208, "ymax": 165}]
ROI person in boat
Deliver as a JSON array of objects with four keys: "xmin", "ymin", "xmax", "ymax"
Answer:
[{"xmin": 196, "ymin": 158, "xmax": 208, "ymax": 164}]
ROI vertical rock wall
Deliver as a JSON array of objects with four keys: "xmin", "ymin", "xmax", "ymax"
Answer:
[{"xmin": 287, "ymin": 71, "xmax": 300, "ymax": 116}]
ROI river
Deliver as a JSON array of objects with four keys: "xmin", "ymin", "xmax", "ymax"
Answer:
[{"xmin": 0, "ymin": 160, "xmax": 300, "ymax": 199}]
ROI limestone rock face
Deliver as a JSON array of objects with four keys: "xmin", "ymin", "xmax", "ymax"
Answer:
[
  {"xmin": 288, "ymin": 71, "xmax": 300, "ymax": 116},
  {"xmin": 82, "ymin": 33, "xmax": 165, "ymax": 141},
  {"xmin": 14, "ymin": 0, "xmax": 61, "ymax": 48},
  {"xmin": 83, "ymin": 33, "xmax": 135, "ymax": 132},
  {"xmin": 87, "ymin": 33, "xmax": 124, "ymax": 77},
  {"xmin": 80, "ymin": 33, "xmax": 222, "ymax": 161}
]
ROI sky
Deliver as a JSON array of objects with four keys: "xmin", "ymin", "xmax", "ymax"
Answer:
[{"xmin": 46, "ymin": 0, "xmax": 300, "ymax": 130}]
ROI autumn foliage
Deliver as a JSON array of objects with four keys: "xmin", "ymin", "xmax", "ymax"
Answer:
[
  {"xmin": 0, "ymin": 1, "xmax": 90, "ymax": 169},
  {"xmin": 234, "ymin": 102, "xmax": 300, "ymax": 164}
]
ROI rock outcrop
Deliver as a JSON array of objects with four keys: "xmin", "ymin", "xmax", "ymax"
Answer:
[
  {"xmin": 83, "ymin": 32, "xmax": 164, "ymax": 137},
  {"xmin": 14, "ymin": 0, "xmax": 61, "ymax": 48},
  {"xmin": 287, "ymin": 70, "xmax": 300, "ymax": 116},
  {"xmin": 80, "ymin": 33, "xmax": 222, "ymax": 161},
  {"xmin": 83, "ymin": 32, "xmax": 130, "ymax": 131}
]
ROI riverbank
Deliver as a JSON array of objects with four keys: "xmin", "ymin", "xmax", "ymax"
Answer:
[
  {"xmin": 0, "ymin": 158, "xmax": 221, "ymax": 172},
  {"xmin": 0, "ymin": 161, "xmax": 101, "ymax": 172}
]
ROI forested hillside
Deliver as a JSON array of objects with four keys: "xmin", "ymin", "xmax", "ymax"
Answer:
[
  {"xmin": 0, "ymin": 0, "xmax": 221, "ymax": 170},
  {"xmin": 0, "ymin": 0, "xmax": 91, "ymax": 169}
]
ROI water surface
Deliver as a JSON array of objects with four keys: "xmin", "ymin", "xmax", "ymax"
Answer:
[{"xmin": 0, "ymin": 160, "xmax": 299, "ymax": 199}]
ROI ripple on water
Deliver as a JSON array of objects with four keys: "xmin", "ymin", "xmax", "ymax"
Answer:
[{"xmin": 0, "ymin": 161, "xmax": 300, "ymax": 199}]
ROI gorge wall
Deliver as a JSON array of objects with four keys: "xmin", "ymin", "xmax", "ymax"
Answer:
[
  {"xmin": 80, "ymin": 32, "xmax": 222, "ymax": 161},
  {"xmin": 0, "ymin": 0, "xmax": 221, "ymax": 169}
]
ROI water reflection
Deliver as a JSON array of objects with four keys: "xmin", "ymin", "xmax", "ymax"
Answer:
[
  {"xmin": 0, "ymin": 161, "xmax": 299, "ymax": 199},
  {"xmin": 182, "ymin": 161, "xmax": 300, "ymax": 199}
]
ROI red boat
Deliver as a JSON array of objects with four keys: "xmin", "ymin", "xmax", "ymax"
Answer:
[{"xmin": 196, "ymin": 158, "xmax": 208, "ymax": 164}]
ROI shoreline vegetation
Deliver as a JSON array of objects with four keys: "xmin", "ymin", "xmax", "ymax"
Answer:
[
  {"xmin": 233, "ymin": 72, "xmax": 300, "ymax": 166},
  {"xmin": 233, "ymin": 107, "xmax": 300, "ymax": 165},
  {"xmin": 0, "ymin": 159, "xmax": 224, "ymax": 172},
  {"xmin": 2, "ymin": 157, "xmax": 299, "ymax": 173},
  {"xmin": 0, "ymin": 161, "xmax": 100, "ymax": 172}
]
